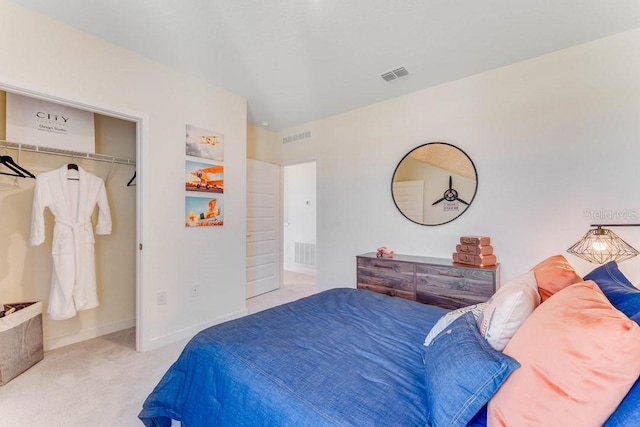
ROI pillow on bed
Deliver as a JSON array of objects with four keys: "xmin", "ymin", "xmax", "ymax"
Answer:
[
  {"xmin": 477, "ymin": 270, "xmax": 540, "ymax": 351},
  {"xmin": 584, "ymin": 261, "xmax": 640, "ymax": 323},
  {"xmin": 487, "ymin": 281, "xmax": 640, "ymax": 427},
  {"xmin": 423, "ymin": 302, "xmax": 487, "ymax": 346},
  {"xmin": 530, "ymin": 254, "xmax": 582, "ymax": 301},
  {"xmin": 423, "ymin": 311, "xmax": 520, "ymax": 427}
]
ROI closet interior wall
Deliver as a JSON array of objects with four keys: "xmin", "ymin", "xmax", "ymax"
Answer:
[{"xmin": 0, "ymin": 90, "xmax": 137, "ymax": 350}]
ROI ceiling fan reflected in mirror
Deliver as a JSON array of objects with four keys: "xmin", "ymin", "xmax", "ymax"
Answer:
[
  {"xmin": 432, "ymin": 176, "xmax": 469, "ymax": 206},
  {"xmin": 391, "ymin": 142, "xmax": 478, "ymax": 226}
]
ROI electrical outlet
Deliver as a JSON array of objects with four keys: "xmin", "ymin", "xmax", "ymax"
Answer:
[
  {"xmin": 191, "ymin": 283, "xmax": 200, "ymax": 297},
  {"xmin": 157, "ymin": 291, "xmax": 167, "ymax": 305}
]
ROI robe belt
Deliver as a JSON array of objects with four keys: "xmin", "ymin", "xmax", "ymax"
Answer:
[{"xmin": 55, "ymin": 219, "xmax": 91, "ymax": 286}]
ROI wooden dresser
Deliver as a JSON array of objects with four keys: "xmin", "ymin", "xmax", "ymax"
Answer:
[{"xmin": 356, "ymin": 252, "xmax": 500, "ymax": 310}]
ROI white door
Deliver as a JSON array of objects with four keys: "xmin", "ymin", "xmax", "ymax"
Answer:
[{"xmin": 246, "ymin": 159, "xmax": 281, "ymax": 298}]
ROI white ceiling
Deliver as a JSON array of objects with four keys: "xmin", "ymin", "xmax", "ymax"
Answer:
[{"xmin": 10, "ymin": 0, "xmax": 640, "ymax": 131}]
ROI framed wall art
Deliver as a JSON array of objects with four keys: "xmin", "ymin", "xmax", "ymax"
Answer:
[
  {"xmin": 185, "ymin": 124, "xmax": 224, "ymax": 162},
  {"xmin": 185, "ymin": 196, "xmax": 224, "ymax": 227},
  {"xmin": 185, "ymin": 160, "xmax": 224, "ymax": 193}
]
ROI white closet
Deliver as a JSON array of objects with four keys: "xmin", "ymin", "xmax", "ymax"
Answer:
[{"xmin": 0, "ymin": 91, "xmax": 137, "ymax": 351}]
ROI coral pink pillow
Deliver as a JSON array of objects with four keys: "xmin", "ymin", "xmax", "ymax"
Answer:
[
  {"xmin": 530, "ymin": 254, "xmax": 582, "ymax": 301},
  {"xmin": 487, "ymin": 281, "xmax": 640, "ymax": 427}
]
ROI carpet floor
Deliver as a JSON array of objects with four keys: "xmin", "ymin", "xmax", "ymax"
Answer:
[{"xmin": 0, "ymin": 271, "xmax": 316, "ymax": 426}]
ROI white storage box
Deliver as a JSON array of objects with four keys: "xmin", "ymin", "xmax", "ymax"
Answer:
[{"xmin": 0, "ymin": 301, "xmax": 43, "ymax": 386}]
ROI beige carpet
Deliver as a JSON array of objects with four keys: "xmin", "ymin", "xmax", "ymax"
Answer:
[
  {"xmin": 0, "ymin": 327, "xmax": 188, "ymax": 427},
  {"xmin": 0, "ymin": 271, "xmax": 316, "ymax": 426},
  {"xmin": 246, "ymin": 269, "xmax": 317, "ymax": 313}
]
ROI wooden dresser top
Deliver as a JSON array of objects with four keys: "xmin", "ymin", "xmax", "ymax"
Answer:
[{"xmin": 357, "ymin": 252, "xmax": 500, "ymax": 272}]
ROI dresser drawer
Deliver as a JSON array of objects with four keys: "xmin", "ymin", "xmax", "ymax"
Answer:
[
  {"xmin": 357, "ymin": 257, "xmax": 416, "ymax": 300},
  {"xmin": 415, "ymin": 264, "xmax": 496, "ymax": 309},
  {"xmin": 356, "ymin": 252, "xmax": 500, "ymax": 309}
]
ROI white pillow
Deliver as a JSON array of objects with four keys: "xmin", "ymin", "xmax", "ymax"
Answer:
[
  {"xmin": 424, "ymin": 302, "xmax": 488, "ymax": 346},
  {"xmin": 477, "ymin": 270, "xmax": 540, "ymax": 351}
]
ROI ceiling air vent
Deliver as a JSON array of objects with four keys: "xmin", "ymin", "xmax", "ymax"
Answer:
[
  {"xmin": 380, "ymin": 66, "xmax": 410, "ymax": 82},
  {"xmin": 283, "ymin": 131, "xmax": 311, "ymax": 144}
]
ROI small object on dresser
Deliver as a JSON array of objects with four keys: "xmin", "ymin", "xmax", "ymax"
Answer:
[
  {"xmin": 456, "ymin": 244, "xmax": 494, "ymax": 256},
  {"xmin": 376, "ymin": 247, "xmax": 394, "ymax": 258},
  {"xmin": 460, "ymin": 236, "xmax": 491, "ymax": 246},
  {"xmin": 454, "ymin": 236, "xmax": 497, "ymax": 266},
  {"xmin": 453, "ymin": 252, "xmax": 497, "ymax": 267}
]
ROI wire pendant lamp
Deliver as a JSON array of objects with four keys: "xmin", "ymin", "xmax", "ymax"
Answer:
[{"xmin": 567, "ymin": 226, "xmax": 639, "ymax": 264}]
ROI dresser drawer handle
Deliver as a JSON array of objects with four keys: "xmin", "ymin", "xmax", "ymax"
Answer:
[
  {"xmin": 438, "ymin": 271, "xmax": 464, "ymax": 278},
  {"xmin": 373, "ymin": 263, "xmax": 394, "ymax": 269}
]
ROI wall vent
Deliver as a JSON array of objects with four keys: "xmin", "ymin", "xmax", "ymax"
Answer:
[
  {"xmin": 283, "ymin": 131, "xmax": 311, "ymax": 144},
  {"xmin": 380, "ymin": 66, "xmax": 410, "ymax": 82},
  {"xmin": 294, "ymin": 242, "xmax": 316, "ymax": 267}
]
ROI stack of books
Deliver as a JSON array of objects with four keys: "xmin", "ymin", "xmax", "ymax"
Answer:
[{"xmin": 453, "ymin": 236, "xmax": 497, "ymax": 267}]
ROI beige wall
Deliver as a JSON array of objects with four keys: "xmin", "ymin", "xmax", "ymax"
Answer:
[
  {"xmin": 273, "ymin": 29, "xmax": 640, "ymax": 290},
  {"xmin": 0, "ymin": 1, "xmax": 248, "ymax": 351},
  {"xmin": 247, "ymin": 124, "xmax": 280, "ymax": 163}
]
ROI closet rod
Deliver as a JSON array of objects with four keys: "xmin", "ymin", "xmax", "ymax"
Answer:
[{"xmin": 1, "ymin": 140, "xmax": 136, "ymax": 166}]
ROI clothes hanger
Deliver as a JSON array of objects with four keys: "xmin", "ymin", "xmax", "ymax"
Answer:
[
  {"xmin": 0, "ymin": 155, "xmax": 31, "ymax": 178},
  {"xmin": 0, "ymin": 150, "xmax": 23, "ymax": 190},
  {"xmin": 67, "ymin": 160, "xmax": 79, "ymax": 180},
  {"xmin": 4, "ymin": 156, "xmax": 35, "ymax": 178},
  {"xmin": 127, "ymin": 171, "xmax": 136, "ymax": 187},
  {"xmin": 0, "ymin": 161, "xmax": 25, "ymax": 177},
  {"xmin": 67, "ymin": 155, "xmax": 80, "ymax": 181},
  {"xmin": 0, "ymin": 141, "xmax": 34, "ymax": 178},
  {"xmin": 67, "ymin": 152, "xmax": 78, "ymax": 171}
]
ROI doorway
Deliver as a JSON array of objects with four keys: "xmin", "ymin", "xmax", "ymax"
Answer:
[
  {"xmin": 283, "ymin": 162, "xmax": 317, "ymax": 277},
  {"xmin": 246, "ymin": 160, "xmax": 317, "ymax": 310}
]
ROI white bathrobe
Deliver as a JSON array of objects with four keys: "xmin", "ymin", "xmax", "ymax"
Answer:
[{"xmin": 30, "ymin": 164, "xmax": 112, "ymax": 320}]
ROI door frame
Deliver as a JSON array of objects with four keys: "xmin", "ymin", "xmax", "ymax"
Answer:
[{"xmin": 0, "ymin": 79, "xmax": 148, "ymax": 351}]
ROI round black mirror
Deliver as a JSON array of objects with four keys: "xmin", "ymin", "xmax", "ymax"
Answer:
[{"xmin": 391, "ymin": 142, "xmax": 478, "ymax": 226}]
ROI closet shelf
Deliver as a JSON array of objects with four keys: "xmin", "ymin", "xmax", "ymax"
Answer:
[{"xmin": 1, "ymin": 140, "xmax": 136, "ymax": 166}]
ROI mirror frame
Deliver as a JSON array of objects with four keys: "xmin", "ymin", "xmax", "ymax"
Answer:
[{"xmin": 391, "ymin": 142, "xmax": 478, "ymax": 226}]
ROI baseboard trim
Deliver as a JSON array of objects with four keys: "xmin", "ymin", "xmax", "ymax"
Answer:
[
  {"xmin": 142, "ymin": 308, "xmax": 248, "ymax": 352},
  {"xmin": 284, "ymin": 265, "xmax": 316, "ymax": 275},
  {"xmin": 44, "ymin": 318, "xmax": 136, "ymax": 351}
]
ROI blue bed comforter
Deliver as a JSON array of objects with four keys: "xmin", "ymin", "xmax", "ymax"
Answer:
[{"xmin": 139, "ymin": 288, "xmax": 447, "ymax": 427}]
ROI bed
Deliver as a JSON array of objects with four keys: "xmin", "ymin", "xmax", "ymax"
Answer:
[{"xmin": 139, "ymin": 255, "xmax": 640, "ymax": 427}]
